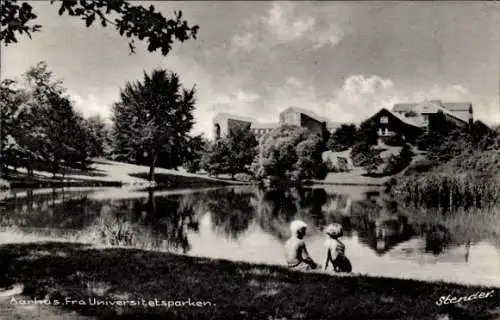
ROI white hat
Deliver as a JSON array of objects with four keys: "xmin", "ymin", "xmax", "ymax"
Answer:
[{"xmin": 290, "ymin": 220, "xmax": 308, "ymax": 235}]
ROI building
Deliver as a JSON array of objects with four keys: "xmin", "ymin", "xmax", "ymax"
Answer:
[
  {"xmin": 251, "ymin": 122, "xmax": 280, "ymax": 139},
  {"xmin": 213, "ymin": 106, "xmax": 338, "ymax": 141},
  {"xmin": 279, "ymin": 106, "xmax": 330, "ymax": 139},
  {"xmin": 369, "ymin": 108, "xmax": 425, "ymax": 142},
  {"xmin": 392, "ymin": 100, "xmax": 473, "ymax": 127},
  {"xmin": 367, "ymin": 99, "xmax": 473, "ymax": 142},
  {"xmin": 213, "ymin": 113, "xmax": 253, "ymax": 140}
]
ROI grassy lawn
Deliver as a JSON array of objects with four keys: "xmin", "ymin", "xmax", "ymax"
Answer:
[
  {"xmin": 1, "ymin": 160, "xmax": 245, "ymax": 189},
  {"xmin": 0, "ymin": 242, "xmax": 499, "ymax": 320},
  {"xmin": 317, "ymin": 168, "xmax": 391, "ymax": 186}
]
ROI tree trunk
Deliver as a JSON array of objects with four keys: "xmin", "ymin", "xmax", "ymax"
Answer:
[
  {"xmin": 148, "ymin": 151, "xmax": 158, "ymax": 182},
  {"xmin": 148, "ymin": 188, "xmax": 156, "ymax": 214},
  {"xmin": 53, "ymin": 158, "xmax": 58, "ymax": 179}
]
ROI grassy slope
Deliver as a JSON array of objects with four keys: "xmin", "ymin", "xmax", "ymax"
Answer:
[
  {"xmin": 320, "ymin": 144, "xmax": 403, "ymax": 186},
  {"xmin": 3, "ymin": 160, "xmax": 242, "ymax": 189},
  {"xmin": 0, "ymin": 242, "xmax": 499, "ymax": 320}
]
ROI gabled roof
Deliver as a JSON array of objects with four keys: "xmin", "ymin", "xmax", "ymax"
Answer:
[
  {"xmin": 414, "ymin": 100, "xmax": 443, "ymax": 115},
  {"xmin": 374, "ymin": 108, "xmax": 426, "ymax": 128},
  {"xmin": 213, "ymin": 112, "xmax": 255, "ymax": 124},
  {"xmin": 393, "ymin": 103, "xmax": 418, "ymax": 113},
  {"xmin": 443, "ymin": 102, "xmax": 472, "ymax": 111},
  {"xmin": 387, "ymin": 109, "xmax": 427, "ymax": 128},
  {"xmin": 392, "ymin": 100, "xmax": 472, "ymax": 123}
]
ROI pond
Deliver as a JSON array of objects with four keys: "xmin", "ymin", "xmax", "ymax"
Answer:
[{"xmin": 1, "ymin": 185, "xmax": 499, "ymax": 287}]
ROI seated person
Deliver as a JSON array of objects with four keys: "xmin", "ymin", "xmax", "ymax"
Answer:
[
  {"xmin": 284, "ymin": 220, "xmax": 318, "ymax": 271},
  {"xmin": 323, "ymin": 223, "xmax": 352, "ymax": 273}
]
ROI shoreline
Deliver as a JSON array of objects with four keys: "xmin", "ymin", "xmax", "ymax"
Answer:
[{"xmin": 0, "ymin": 241, "xmax": 498, "ymax": 320}]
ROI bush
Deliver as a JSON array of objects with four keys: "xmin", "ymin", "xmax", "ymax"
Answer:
[
  {"xmin": 324, "ymin": 156, "xmax": 351, "ymax": 173},
  {"xmin": 351, "ymin": 142, "xmax": 383, "ymax": 174},
  {"xmin": 383, "ymin": 144, "xmax": 414, "ymax": 175},
  {"xmin": 324, "ymin": 158, "xmax": 337, "ymax": 173},
  {"xmin": 314, "ymin": 162, "xmax": 329, "ymax": 180},
  {"xmin": 327, "ymin": 123, "xmax": 357, "ymax": 152},
  {"xmin": 184, "ymin": 159, "xmax": 201, "ymax": 173},
  {"xmin": 356, "ymin": 119, "xmax": 378, "ymax": 145},
  {"xmin": 384, "ymin": 134, "xmax": 405, "ymax": 147}
]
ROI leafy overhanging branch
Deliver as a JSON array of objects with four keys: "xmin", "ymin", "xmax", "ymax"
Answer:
[{"xmin": 1, "ymin": 0, "xmax": 199, "ymax": 55}]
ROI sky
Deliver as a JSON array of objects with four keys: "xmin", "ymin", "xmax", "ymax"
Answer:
[{"xmin": 2, "ymin": 1, "xmax": 499, "ymax": 138}]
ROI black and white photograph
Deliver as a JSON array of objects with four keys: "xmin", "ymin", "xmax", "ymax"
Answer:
[{"xmin": 0, "ymin": 1, "xmax": 499, "ymax": 319}]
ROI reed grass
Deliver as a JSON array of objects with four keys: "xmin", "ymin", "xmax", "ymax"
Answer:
[
  {"xmin": 400, "ymin": 205, "xmax": 500, "ymax": 244},
  {"xmin": 393, "ymin": 172, "xmax": 500, "ymax": 210}
]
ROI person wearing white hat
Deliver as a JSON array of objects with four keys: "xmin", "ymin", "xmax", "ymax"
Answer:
[
  {"xmin": 284, "ymin": 220, "xmax": 318, "ymax": 271},
  {"xmin": 323, "ymin": 223, "xmax": 352, "ymax": 273}
]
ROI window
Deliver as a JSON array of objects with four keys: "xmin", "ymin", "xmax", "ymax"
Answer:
[{"xmin": 380, "ymin": 116, "xmax": 389, "ymax": 124}]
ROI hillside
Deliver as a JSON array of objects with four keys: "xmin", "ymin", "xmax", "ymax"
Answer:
[{"xmin": 3, "ymin": 160, "xmax": 244, "ymax": 189}]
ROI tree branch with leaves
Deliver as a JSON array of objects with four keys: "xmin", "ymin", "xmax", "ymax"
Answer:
[{"xmin": 1, "ymin": 0, "xmax": 199, "ymax": 55}]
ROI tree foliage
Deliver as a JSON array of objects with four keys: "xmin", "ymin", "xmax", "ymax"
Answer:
[
  {"xmin": 255, "ymin": 125, "xmax": 326, "ymax": 180},
  {"xmin": 183, "ymin": 135, "xmax": 208, "ymax": 173},
  {"xmin": 327, "ymin": 123, "xmax": 357, "ymax": 152},
  {"xmin": 350, "ymin": 141, "xmax": 383, "ymax": 175},
  {"xmin": 356, "ymin": 119, "xmax": 378, "ymax": 145},
  {"xmin": 1, "ymin": 0, "xmax": 199, "ymax": 55},
  {"xmin": 384, "ymin": 143, "xmax": 414, "ymax": 175},
  {"xmin": 1, "ymin": 62, "xmax": 95, "ymax": 176},
  {"xmin": 201, "ymin": 126, "xmax": 258, "ymax": 178},
  {"xmin": 83, "ymin": 115, "xmax": 110, "ymax": 159},
  {"xmin": 111, "ymin": 69, "xmax": 196, "ymax": 181}
]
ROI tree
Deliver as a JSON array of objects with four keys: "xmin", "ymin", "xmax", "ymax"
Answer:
[
  {"xmin": 350, "ymin": 141, "xmax": 383, "ymax": 175},
  {"xmin": 13, "ymin": 62, "xmax": 88, "ymax": 176},
  {"xmin": 0, "ymin": 79, "xmax": 29, "ymax": 174},
  {"xmin": 111, "ymin": 69, "xmax": 196, "ymax": 182},
  {"xmin": 225, "ymin": 126, "xmax": 258, "ymax": 178},
  {"xmin": 200, "ymin": 126, "xmax": 258, "ymax": 178},
  {"xmin": 82, "ymin": 115, "xmax": 109, "ymax": 159},
  {"xmin": 327, "ymin": 123, "xmax": 357, "ymax": 152},
  {"xmin": 183, "ymin": 135, "xmax": 208, "ymax": 173},
  {"xmin": 255, "ymin": 125, "xmax": 325, "ymax": 180},
  {"xmin": 356, "ymin": 119, "xmax": 378, "ymax": 145},
  {"xmin": 200, "ymin": 140, "xmax": 231, "ymax": 178},
  {"xmin": 384, "ymin": 143, "xmax": 414, "ymax": 175},
  {"xmin": 295, "ymin": 134, "xmax": 327, "ymax": 180},
  {"xmin": 1, "ymin": 0, "xmax": 199, "ymax": 56}
]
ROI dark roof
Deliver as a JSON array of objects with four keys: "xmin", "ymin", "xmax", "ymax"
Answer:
[
  {"xmin": 393, "ymin": 101, "xmax": 472, "ymax": 113},
  {"xmin": 442, "ymin": 102, "xmax": 472, "ymax": 111},
  {"xmin": 392, "ymin": 101, "xmax": 472, "ymax": 123},
  {"xmin": 373, "ymin": 108, "xmax": 426, "ymax": 128}
]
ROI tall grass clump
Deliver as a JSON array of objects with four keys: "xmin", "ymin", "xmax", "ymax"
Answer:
[
  {"xmin": 399, "ymin": 205, "xmax": 500, "ymax": 245},
  {"xmin": 392, "ymin": 172, "xmax": 500, "ymax": 210}
]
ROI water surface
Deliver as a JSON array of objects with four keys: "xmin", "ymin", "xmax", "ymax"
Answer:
[{"xmin": 1, "ymin": 185, "xmax": 499, "ymax": 287}]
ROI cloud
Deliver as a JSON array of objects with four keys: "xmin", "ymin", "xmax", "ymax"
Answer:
[
  {"xmin": 326, "ymin": 75, "xmax": 499, "ymax": 125},
  {"xmin": 231, "ymin": 2, "xmax": 344, "ymax": 52},
  {"xmin": 264, "ymin": 2, "xmax": 315, "ymax": 43},
  {"xmin": 311, "ymin": 25, "xmax": 345, "ymax": 49},
  {"xmin": 230, "ymin": 32, "xmax": 256, "ymax": 51},
  {"xmin": 67, "ymin": 90, "xmax": 115, "ymax": 122}
]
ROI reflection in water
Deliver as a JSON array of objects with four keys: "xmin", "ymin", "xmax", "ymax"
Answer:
[{"xmin": 1, "ymin": 186, "xmax": 499, "ymax": 286}]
